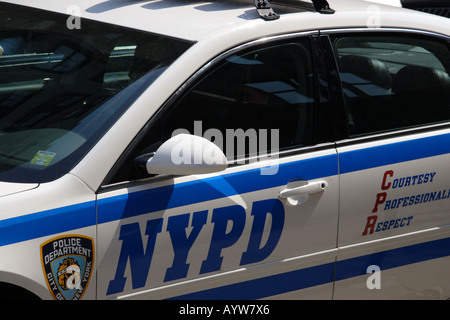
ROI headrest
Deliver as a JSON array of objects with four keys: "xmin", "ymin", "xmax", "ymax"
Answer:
[
  {"xmin": 393, "ymin": 65, "xmax": 450, "ymax": 93},
  {"xmin": 339, "ymin": 55, "xmax": 392, "ymax": 90}
]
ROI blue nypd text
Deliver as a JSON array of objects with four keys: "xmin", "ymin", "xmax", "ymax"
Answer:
[{"xmin": 106, "ymin": 198, "xmax": 285, "ymax": 295}]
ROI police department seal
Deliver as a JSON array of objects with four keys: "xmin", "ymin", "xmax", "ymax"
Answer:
[{"xmin": 40, "ymin": 235, "xmax": 94, "ymax": 300}]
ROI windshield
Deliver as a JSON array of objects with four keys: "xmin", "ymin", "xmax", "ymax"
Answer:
[{"xmin": 0, "ymin": 3, "xmax": 193, "ymax": 183}]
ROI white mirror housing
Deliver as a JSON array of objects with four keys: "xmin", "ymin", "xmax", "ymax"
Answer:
[{"xmin": 146, "ymin": 133, "xmax": 228, "ymax": 175}]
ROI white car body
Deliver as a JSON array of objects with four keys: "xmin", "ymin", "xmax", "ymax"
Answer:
[
  {"xmin": 1, "ymin": 0, "xmax": 450, "ymax": 300},
  {"xmin": 364, "ymin": 0, "xmax": 402, "ymax": 6}
]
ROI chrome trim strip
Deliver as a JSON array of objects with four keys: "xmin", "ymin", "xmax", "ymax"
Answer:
[{"xmin": 320, "ymin": 27, "xmax": 450, "ymax": 40}]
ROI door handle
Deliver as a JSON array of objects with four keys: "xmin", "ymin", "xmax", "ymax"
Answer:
[{"xmin": 278, "ymin": 181, "xmax": 328, "ymax": 199}]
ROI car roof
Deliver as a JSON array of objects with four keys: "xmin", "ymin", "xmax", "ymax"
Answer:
[{"xmin": 3, "ymin": 0, "xmax": 450, "ymax": 42}]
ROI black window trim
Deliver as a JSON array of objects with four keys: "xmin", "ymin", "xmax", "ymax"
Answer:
[
  {"xmin": 100, "ymin": 30, "xmax": 341, "ymax": 192},
  {"xmin": 321, "ymin": 27, "xmax": 450, "ymax": 147}
]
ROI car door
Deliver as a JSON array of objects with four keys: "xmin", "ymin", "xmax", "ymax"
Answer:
[
  {"xmin": 95, "ymin": 33, "xmax": 341, "ymax": 300},
  {"xmin": 329, "ymin": 30, "xmax": 450, "ymax": 299}
]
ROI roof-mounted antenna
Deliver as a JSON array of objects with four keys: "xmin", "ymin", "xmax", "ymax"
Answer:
[
  {"xmin": 312, "ymin": 0, "xmax": 335, "ymax": 14},
  {"xmin": 255, "ymin": 0, "xmax": 280, "ymax": 20},
  {"xmin": 255, "ymin": 0, "xmax": 334, "ymax": 20}
]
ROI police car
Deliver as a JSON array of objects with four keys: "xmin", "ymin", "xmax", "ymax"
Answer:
[{"xmin": 1, "ymin": 0, "xmax": 450, "ymax": 300}]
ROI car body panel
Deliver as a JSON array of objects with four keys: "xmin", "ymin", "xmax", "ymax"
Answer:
[{"xmin": 96, "ymin": 149, "xmax": 339, "ymax": 299}]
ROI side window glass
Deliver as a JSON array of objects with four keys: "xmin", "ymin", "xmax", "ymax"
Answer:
[
  {"xmin": 0, "ymin": 26, "xmax": 191, "ymax": 184},
  {"xmin": 110, "ymin": 40, "xmax": 316, "ymax": 183},
  {"xmin": 333, "ymin": 34, "xmax": 450, "ymax": 137},
  {"xmin": 162, "ymin": 41, "xmax": 315, "ymax": 159}
]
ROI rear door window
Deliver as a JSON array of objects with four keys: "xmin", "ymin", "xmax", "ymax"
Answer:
[{"xmin": 332, "ymin": 33, "xmax": 450, "ymax": 137}]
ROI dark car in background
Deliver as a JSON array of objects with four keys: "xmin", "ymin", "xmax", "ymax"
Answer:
[{"xmin": 402, "ymin": 0, "xmax": 450, "ymax": 17}]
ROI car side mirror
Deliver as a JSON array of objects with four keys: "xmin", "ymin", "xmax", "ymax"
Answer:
[{"xmin": 137, "ymin": 133, "xmax": 228, "ymax": 176}]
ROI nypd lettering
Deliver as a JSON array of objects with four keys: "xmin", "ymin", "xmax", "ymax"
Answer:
[
  {"xmin": 107, "ymin": 198, "xmax": 285, "ymax": 295},
  {"xmin": 40, "ymin": 235, "xmax": 94, "ymax": 300}
]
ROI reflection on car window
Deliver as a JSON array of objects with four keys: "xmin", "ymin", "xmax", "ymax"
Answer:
[
  {"xmin": 0, "ymin": 36, "xmax": 27, "ymax": 55},
  {"xmin": 333, "ymin": 34, "xmax": 450, "ymax": 137},
  {"xmin": 163, "ymin": 42, "xmax": 315, "ymax": 155},
  {"xmin": 0, "ymin": 3, "xmax": 192, "ymax": 183},
  {"xmin": 109, "ymin": 40, "xmax": 315, "ymax": 183}
]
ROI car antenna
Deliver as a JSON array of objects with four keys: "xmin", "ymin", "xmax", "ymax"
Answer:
[
  {"xmin": 255, "ymin": 0, "xmax": 334, "ymax": 20},
  {"xmin": 255, "ymin": 0, "xmax": 279, "ymax": 20},
  {"xmin": 312, "ymin": 0, "xmax": 335, "ymax": 14}
]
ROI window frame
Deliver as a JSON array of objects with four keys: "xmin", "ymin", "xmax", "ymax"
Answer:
[
  {"xmin": 100, "ymin": 30, "xmax": 341, "ymax": 190},
  {"xmin": 322, "ymin": 27, "xmax": 450, "ymax": 144}
]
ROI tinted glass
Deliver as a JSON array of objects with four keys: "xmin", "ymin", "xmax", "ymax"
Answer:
[
  {"xmin": 333, "ymin": 34, "xmax": 450, "ymax": 137},
  {"xmin": 110, "ymin": 40, "xmax": 315, "ymax": 183},
  {"xmin": 0, "ymin": 3, "xmax": 192, "ymax": 183}
]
